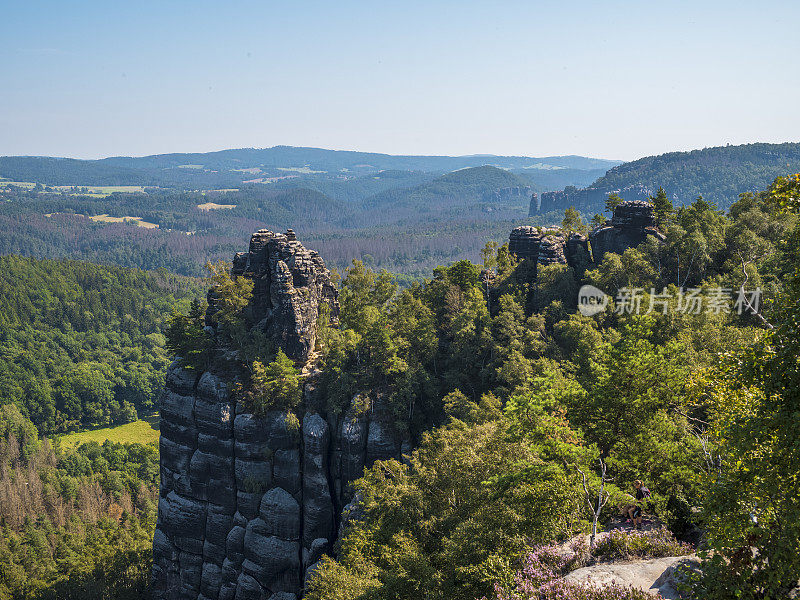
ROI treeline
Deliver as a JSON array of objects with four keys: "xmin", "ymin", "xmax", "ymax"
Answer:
[
  {"xmin": 0, "ymin": 404, "xmax": 157, "ymax": 599},
  {"xmin": 590, "ymin": 142, "xmax": 800, "ymax": 209},
  {"xmin": 0, "ymin": 179, "xmax": 541, "ymax": 278},
  {"xmin": 0, "ymin": 255, "xmax": 203, "ymax": 433}
]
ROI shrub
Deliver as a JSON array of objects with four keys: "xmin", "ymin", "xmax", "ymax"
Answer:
[
  {"xmin": 591, "ymin": 528, "xmax": 692, "ymax": 561},
  {"xmin": 242, "ymin": 349, "xmax": 302, "ymax": 415},
  {"xmin": 487, "ymin": 544, "xmax": 656, "ymax": 600}
]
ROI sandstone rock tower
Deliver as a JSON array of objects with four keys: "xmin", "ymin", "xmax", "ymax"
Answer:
[
  {"xmin": 589, "ymin": 200, "xmax": 665, "ymax": 263},
  {"xmin": 153, "ymin": 230, "xmax": 408, "ymax": 600},
  {"xmin": 510, "ymin": 200, "xmax": 665, "ymax": 272},
  {"xmin": 508, "ymin": 226, "xmax": 590, "ymax": 276}
]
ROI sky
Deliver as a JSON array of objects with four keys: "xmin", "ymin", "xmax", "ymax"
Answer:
[{"xmin": 1, "ymin": 0, "xmax": 799, "ymax": 162}]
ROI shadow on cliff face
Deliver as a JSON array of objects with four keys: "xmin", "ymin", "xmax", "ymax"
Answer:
[{"xmin": 152, "ymin": 229, "xmax": 410, "ymax": 600}]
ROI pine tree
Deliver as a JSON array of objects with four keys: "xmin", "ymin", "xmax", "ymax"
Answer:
[{"xmin": 651, "ymin": 187, "xmax": 674, "ymax": 229}]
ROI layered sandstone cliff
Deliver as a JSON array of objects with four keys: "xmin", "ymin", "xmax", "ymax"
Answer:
[
  {"xmin": 153, "ymin": 230, "xmax": 408, "ymax": 600},
  {"xmin": 508, "ymin": 226, "xmax": 590, "ymax": 276},
  {"xmin": 589, "ymin": 200, "xmax": 665, "ymax": 263},
  {"xmin": 511, "ymin": 200, "xmax": 663, "ymax": 270}
]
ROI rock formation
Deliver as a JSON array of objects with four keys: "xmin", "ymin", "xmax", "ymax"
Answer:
[
  {"xmin": 511, "ymin": 201, "xmax": 662, "ymax": 276},
  {"xmin": 528, "ymin": 192, "xmax": 540, "ymax": 215},
  {"xmin": 509, "ymin": 226, "xmax": 590, "ymax": 277},
  {"xmin": 537, "ymin": 184, "xmax": 652, "ymax": 215},
  {"xmin": 153, "ymin": 230, "xmax": 409, "ymax": 600},
  {"xmin": 589, "ymin": 200, "xmax": 665, "ymax": 263},
  {"xmin": 224, "ymin": 228, "xmax": 339, "ymax": 362},
  {"xmin": 483, "ymin": 185, "xmax": 534, "ymax": 203}
]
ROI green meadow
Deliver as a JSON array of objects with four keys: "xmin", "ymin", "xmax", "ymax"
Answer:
[{"xmin": 57, "ymin": 414, "xmax": 160, "ymax": 449}]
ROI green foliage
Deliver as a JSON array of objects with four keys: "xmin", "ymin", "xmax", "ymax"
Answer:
[
  {"xmin": 0, "ymin": 255, "xmax": 201, "ymax": 433},
  {"xmin": 206, "ymin": 259, "xmax": 254, "ymax": 347},
  {"xmin": 691, "ymin": 176, "xmax": 800, "ymax": 599},
  {"xmin": 561, "ymin": 206, "xmax": 586, "ymax": 235},
  {"xmin": 590, "ymin": 213, "xmax": 607, "ymax": 229},
  {"xmin": 651, "ymin": 186, "xmax": 674, "ymax": 229},
  {"xmin": 605, "ymin": 193, "xmax": 623, "ymax": 215},
  {"xmin": 0, "ymin": 408, "xmax": 157, "ymax": 599},
  {"xmin": 592, "ymin": 527, "xmax": 692, "ymax": 561},
  {"xmin": 165, "ymin": 299, "xmax": 212, "ymax": 370},
  {"xmin": 243, "ymin": 349, "xmax": 302, "ymax": 415},
  {"xmin": 307, "ymin": 419, "xmax": 582, "ymax": 600}
]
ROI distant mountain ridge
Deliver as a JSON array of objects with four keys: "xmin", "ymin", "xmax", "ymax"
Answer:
[
  {"xmin": 537, "ymin": 142, "xmax": 800, "ymax": 214},
  {"xmin": 0, "ymin": 146, "xmax": 619, "ymax": 189}
]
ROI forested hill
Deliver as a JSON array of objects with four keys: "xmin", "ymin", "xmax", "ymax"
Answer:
[
  {"xmin": 0, "ymin": 146, "xmax": 618, "ymax": 189},
  {"xmin": 0, "ymin": 255, "xmax": 203, "ymax": 434},
  {"xmin": 359, "ymin": 166, "xmax": 533, "ymax": 219},
  {"xmin": 539, "ymin": 142, "xmax": 800, "ymax": 214}
]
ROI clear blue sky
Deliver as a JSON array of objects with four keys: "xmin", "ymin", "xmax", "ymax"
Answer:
[{"xmin": 1, "ymin": 0, "xmax": 798, "ymax": 161}]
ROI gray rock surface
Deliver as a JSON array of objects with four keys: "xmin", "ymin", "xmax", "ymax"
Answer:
[
  {"xmin": 589, "ymin": 200, "xmax": 666, "ymax": 263},
  {"xmin": 153, "ymin": 230, "xmax": 409, "ymax": 600},
  {"xmin": 508, "ymin": 227, "xmax": 589, "ymax": 278},
  {"xmin": 563, "ymin": 555, "xmax": 700, "ymax": 599}
]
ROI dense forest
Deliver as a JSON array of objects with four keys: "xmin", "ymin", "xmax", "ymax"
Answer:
[
  {"xmin": 302, "ymin": 175, "xmax": 800, "ymax": 599},
  {"xmin": 162, "ymin": 173, "xmax": 800, "ymax": 599},
  {"xmin": 0, "ymin": 167, "xmax": 557, "ymax": 280},
  {"xmin": 1, "ymin": 155, "xmax": 799, "ymax": 598},
  {"xmin": 546, "ymin": 142, "xmax": 800, "ymax": 213},
  {"xmin": 0, "ymin": 404, "xmax": 158, "ymax": 599},
  {"xmin": 0, "ymin": 256, "xmax": 202, "ymax": 433}
]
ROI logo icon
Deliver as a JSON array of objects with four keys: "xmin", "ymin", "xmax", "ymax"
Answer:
[{"xmin": 578, "ymin": 285, "xmax": 609, "ymax": 316}]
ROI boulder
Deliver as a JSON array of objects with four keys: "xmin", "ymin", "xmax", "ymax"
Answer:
[{"xmin": 563, "ymin": 555, "xmax": 700, "ymax": 599}]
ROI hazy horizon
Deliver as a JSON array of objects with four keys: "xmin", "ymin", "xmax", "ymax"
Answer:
[{"xmin": 3, "ymin": 0, "xmax": 799, "ymax": 161}]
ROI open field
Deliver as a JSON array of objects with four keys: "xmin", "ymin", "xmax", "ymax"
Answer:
[
  {"xmin": 197, "ymin": 202, "xmax": 237, "ymax": 210},
  {"xmin": 0, "ymin": 180, "xmax": 146, "ymax": 197},
  {"xmin": 89, "ymin": 214, "xmax": 159, "ymax": 228},
  {"xmin": 57, "ymin": 414, "xmax": 160, "ymax": 449},
  {"xmin": 277, "ymin": 166, "xmax": 326, "ymax": 174}
]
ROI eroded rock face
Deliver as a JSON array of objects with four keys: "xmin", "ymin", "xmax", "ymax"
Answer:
[
  {"xmin": 153, "ymin": 231, "xmax": 408, "ymax": 600},
  {"xmin": 537, "ymin": 184, "xmax": 652, "ymax": 215},
  {"xmin": 589, "ymin": 200, "xmax": 665, "ymax": 263},
  {"xmin": 508, "ymin": 227, "xmax": 590, "ymax": 276},
  {"xmin": 220, "ymin": 228, "xmax": 339, "ymax": 362}
]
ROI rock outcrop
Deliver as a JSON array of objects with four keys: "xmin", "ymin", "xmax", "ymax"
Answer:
[
  {"xmin": 563, "ymin": 555, "xmax": 700, "ymax": 599},
  {"xmin": 537, "ymin": 184, "xmax": 652, "ymax": 215},
  {"xmin": 153, "ymin": 230, "xmax": 408, "ymax": 600},
  {"xmin": 511, "ymin": 201, "xmax": 662, "ymax": 277},
  {"xmin": 589, "ymin": 200, "xmax": 665, "ymax": 263},
  {"xmin": 483, "ymin": 185, "xmax": 534, "ymax": 203},
  {"xmin": 223, "ymin": 228, "xmax": 339, "ymax": 362},
  {"xmin": 509, "ymin": 227, "xmax": 590, "ymax": 277}
]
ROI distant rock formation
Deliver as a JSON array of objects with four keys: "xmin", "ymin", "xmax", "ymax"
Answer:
[
  {"xmin": 510, "ymin": 200, "xmax": 662, "ymax": 273},
  {"xmin": 536, "ymin": 184, "xmax": 652, "ymax": 215},
  {"xmin": 153, "ymin": 230, "xmax": 409, "ymax": 600},
  {"xmin": 483, "ymin": 185, "xmax": 534, "ymax": 204},
  {"xmin": 529, "ymin": 192, "xmax": 539, "ymax": 215},
  {"xmin": 509, "ymin": 226, "xmax": 590, "ymax": 277},
  {"xmin": 589, "ymin": 200, "xmax": 665, "ymax": 263}
]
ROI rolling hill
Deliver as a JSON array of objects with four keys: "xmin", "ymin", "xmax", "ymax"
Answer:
[
  {"xmin": 0, "ymin": 146, "xmax": 619, "ymax": 192},
  {"xmin": 537, "ymin": 142, "xmax": 800, "ymax": 214}
]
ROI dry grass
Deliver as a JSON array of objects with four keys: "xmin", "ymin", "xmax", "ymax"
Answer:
[
  {"xmin": 197, "ymin": 202, "xmax": 237, "ymax": 210},
  {"xmin": 88, "ymin": 214, "xmax": 159, "ymax": 228}
]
